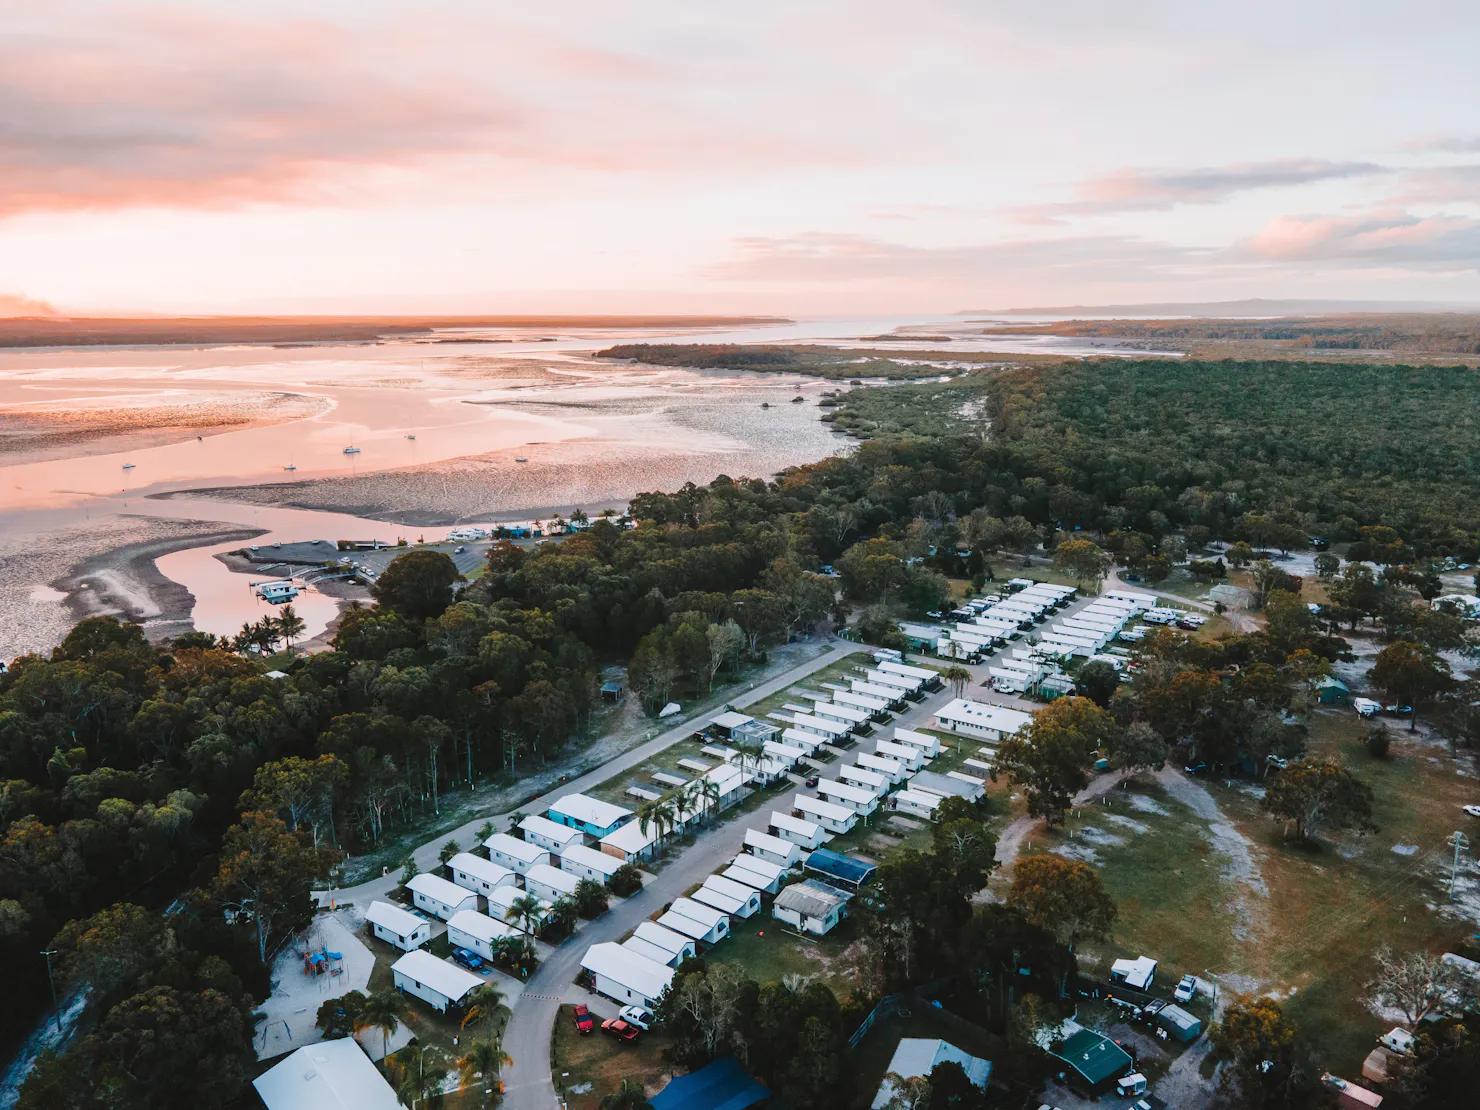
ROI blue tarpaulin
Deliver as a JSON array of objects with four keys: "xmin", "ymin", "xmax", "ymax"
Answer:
[
  {"xmin": 805, "ymin": 847, "xmax": 877, "ymax": 888},
  {"xmin": 651, "ymin": 1058, "xmax": 769, "ymax": 1110}
]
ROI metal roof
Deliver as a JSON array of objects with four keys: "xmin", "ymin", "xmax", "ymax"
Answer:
[{"xmin": 804, "ymin": 847, "xmax": 876, "ymax": 886}]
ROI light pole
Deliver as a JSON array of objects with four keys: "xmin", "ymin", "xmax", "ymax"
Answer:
[{"xmin": 41, "ymin": 949, "xmax": 61, "ymax": 1034}]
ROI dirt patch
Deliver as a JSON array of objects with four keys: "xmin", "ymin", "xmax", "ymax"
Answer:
[
  {"xmin": 1155, "ymin": 767, "xmax": 1269, "ymax": 942},
  {"xmin": 1123, "ymin": 792, "xmax": 1171, "ymax": 815}
]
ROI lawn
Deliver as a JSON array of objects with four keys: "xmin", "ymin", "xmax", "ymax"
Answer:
[
  {"xmin": 1022, "ymin": 709, "xmax": 1480, "ymax": 1078},
  {"xmin": 712, "ymin": 913, "xmax": 867, "ymax": 1000},
  {"xmin": 1029, "ymin": 782, "xmax": 1245, "ymax": 990},
  {"xmin": 1209, "ymin": 712, "xmax": 1480, "ymax": 1072},
  {"xmin": 553, "ymin": 1004, "xmax": 676, "ymax": 1110}
]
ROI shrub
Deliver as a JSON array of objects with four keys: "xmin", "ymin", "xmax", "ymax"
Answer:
[
  {"xmin": 574, "ymin": 879, "xmax": 609, "ymax": 918},
  {"xmin": 1365, "ymin": 725, "xmax": 1392, "ymax": 760},
  {"xmin": 608, "ymin": 864, "xmax": 644, "ymax": 897}
]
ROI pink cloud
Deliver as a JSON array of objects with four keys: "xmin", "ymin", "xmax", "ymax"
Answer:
[{"xmin": 0, "ymin": 4, "xmax": 845, "ymax": 217}]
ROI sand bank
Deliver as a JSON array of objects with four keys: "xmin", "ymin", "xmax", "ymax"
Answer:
[{"xmin": 0, "ymin": 515, "xmax": 264, "ymax": 661}]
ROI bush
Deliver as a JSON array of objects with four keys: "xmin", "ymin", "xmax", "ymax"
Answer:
[
  {"xmin": 574, "ymin": 879, "xmax": 609, "ymax": 918},
  {"xmin": 1366, "ymin": 725, "xmax": 1392, "ymax": 760},
  {"xmin": 608, "ymin": 863, "xmax": 644, "ymax": 897}
]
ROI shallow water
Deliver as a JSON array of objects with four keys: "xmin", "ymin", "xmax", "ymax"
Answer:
[{"xmin": 0, "ymin": 314, "xmax": 1169, "ymax": 653}]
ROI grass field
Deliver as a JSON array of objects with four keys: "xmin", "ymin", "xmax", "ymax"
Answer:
[
  {"xmin": 553, "ymin": 1004, "xmax": 676, "ymax": 1110},
  {"xmin": 1021, "ymin": 707, "xmax": 1480, "ymax": 1077}
]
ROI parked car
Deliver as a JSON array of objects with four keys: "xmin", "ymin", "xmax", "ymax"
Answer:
[
  {"xmin": 1184, "ymin": 762, "xmax": 1208, "ymax": 775},
  {"xmin": 1384, "ymin": 704, "xmax": 1413, "ymax": 716},
  {"xmin": 619, "ymin": 1005, "xmax": 654, "ymax": 1030},
  {"xmin": 1175, "ymin": 974, "xmax": 1197, "ymax": 1002},
  {"xmin": 450, "ymin": 947, "xmax": 485, "ymax": 972},
  {"xmin": 601, "ymin": 1018, "xmax": 640, "ymax": 1042},
  {"xmin": 572, "ymin": 1005, "xmax": 594, "ymax": 1034},
  {"xmin": 804, "ymin": 775, "xmax": 819, "ymax": 788},
  {"xmin": 1463, "ymin": 805, "xmax": 1480, "ymax": 819},
  {"xmin": 1265, "ymin": 755, "xmax": 1289, "ymax": 771}
]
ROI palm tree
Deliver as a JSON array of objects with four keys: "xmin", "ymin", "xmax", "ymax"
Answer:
[
  {"xmin": 691, "ymin": 777, "xmax": 721, "ymax": 826},
  {"xmin": 275, "ymin": 604, "xmax": 306, "ymax": 649},
  {"xmin": 459, "ymin": 983, "xmax": 506, "ymax": 1038},
  {"xmin": 458, "ymin": 1034, "xmax": 513, "ymax": 1106},
  {"xmin": 549, "ymin": 896, "xmax": 578, "ymax": 936},
  {"xmin": 942, "ymin": 664, "xmax": 972, "ymax": 699},
  {"xmin": 637, "ymin": 796, "xmax": 674, "ymax": 845},
  {"xmin": 600, "ymin": 1078, "xmax": 654, "ymax": 1110},
  {"xmin": 670, "ymin": 785, "xmax": 696, "ymax": 839},
  {"xmin": 507, "ymin": 892, "xmax": 545, "ymax": 937},
  {"xmin": 358, "ymin": 987, "xmax": 406, "ymax": 1061},
  {"xmin": 734, "ymin": 741, "xmax": 765, "ymax": 787},
  {"xmin": 392, "ymin": 1043, "xmax": 453, "ymax": 1109}
]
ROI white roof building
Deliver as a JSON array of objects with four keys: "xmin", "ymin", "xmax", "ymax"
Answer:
[
  {"xmin": 893, "ymin": 727, "xmax": 942, "ymax": 756},
  {"xmin": 599, "ymin": 820, "xmax": 661, "ymax": 863},
  {"xmin": 871, "ymin": 1039, "xmax": 991, "ymax": 1109},
  {"xmin": 519, "ymin": 813, "xmax": 584, "ymax": 853},
  {"xmin": 772, "ymin": 878, "xmax": 851, "ymax": 936},
  {"xmin": 365, "ymin": 900, "xmax": 432, "ymax": 952},
  {"xmin": 634, "ymin": 920, "xmax": 697, "ymax": 961},
  {"xmin": 486, "ymin": 884, "xmax": 552, "ymax": 929},
  {"xmin": 932, "ymin": 699, "xmax": 1033, "ymax": 743},
  {"xmin": 548, "ymin": 793, "xmax": 633, "ymax": 834},
  {"xmin": 792, "ymin": 793, "xmax": 857, "ymax": 834},
  {"xmin": 873, "ymin": 739, "xmax": 925, "ymax": 770},
  {"xmin": 722, "ymin": 853, "xmax": 786, "ymax": 894},
  {"xmin": 447, "ymin": 909, "xmax": 520, "ymax": 960},
  {"xmin": 405, "ymin": 873, "xmax": 479, "ymax": 921},
  {"xmin": 483, "ymin": 832, "xmax": 551, "ymax": 874},
  {"xmin": 254, "ymin": 1039, "xmax": 399, "ymax": 1110},
  {"xmin": 524, "ymin": 862, "xmax": 579, "ymax": 902},
  {"xmin": 580, "ymin": 941, "xmax": 675, "ymax": 1008},
  {"xmin": 665, "ymin": 897, "xmax": 731, "ymax": 941},
  {"xmin": 561, "ymin": 843, "xmax": 626, "ymax": 882},
  {"xmin": 856, "ymin": 752, "xmax": 907, "ymax": 783},
  {"xmin": 390, "ymin": 949, "xmax": 483, "ymax": 1012},
  {"xmin": 770, "ymin": 810, "xmax": 825, "ymax": 849},
  {"xmin": 744, "ymin": 827, "xmax": 802, "ymax": 867},
  {"xmin": 815, "ymin": 779, "xmax": 880, "ymax": 814},
  {"xmin": 694, "ymin": 875, "xmax": 762, "ymax": 918},
  {"xmin": 449, "ymin": 853, "xmax": 517, "ymax": 896},
  {"xmin": 837, "ymin": 764, "xmax": 888, "ymax": 796},
  {"xmin": 1111, "ymin": 955, "xmax": 1159, "ymax": 991}
]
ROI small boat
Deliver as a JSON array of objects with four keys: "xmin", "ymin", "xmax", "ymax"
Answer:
[
  {"xmin": 283, "ymin": 464, "xmax": 296, "ymax": 471},
  {"xmin": 761, "ymin": 402, "xmax": 770, "ymax": 409},
  {"xmin": 515, "ymin": 456, "xmax": 528, "ymax": 463},
  {"xmin": 121, "ymin": 462, "xmax": 136, "ymax": 469},
  {"xmin": 343, "ymin": 446, "xmax": 361, "ymax": 455},
  {"xmin": 405, "ymin": 434, "xmax": 417, "ymax": 440}
]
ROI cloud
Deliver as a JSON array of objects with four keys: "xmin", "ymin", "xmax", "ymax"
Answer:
[
  {"xmin": 1382, "ymin": 164, "xmax": 1480, "ymax": 205},
  {"xmin": 1009, "ymin": 159, "xmax": 1388, "ymax": 223},
  {"xmin": 0, "ymin": 4, "xmax": 835, "ymax": 217},
  {"xmin": 1236, "ymin": 212, "xmax": 1480, "ymax": 270},
  {"xmin": 0, "ymin": 293, "xmax": 57, "ymax": 317},
  {"xmin": 708, "ymin": 231, "xmax": 1207, "ymax": 284}
]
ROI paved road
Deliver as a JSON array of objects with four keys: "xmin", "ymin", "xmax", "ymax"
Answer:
[
  {"xmin": 500, "ymin": 589, "xmax": 1133, "ymax": 1110},
  {"xmin": 319, "ymin": 642, "xmax": 852, "ymax": 910}
]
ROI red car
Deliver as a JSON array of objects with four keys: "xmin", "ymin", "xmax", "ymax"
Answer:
[
  {"xmin": 601, "ymin": 1018, "xmax": 640, "ymax": 1042},
  {"xmin": 572, "ymin": 1005, "xmax": 594, "ymax": 1035}
]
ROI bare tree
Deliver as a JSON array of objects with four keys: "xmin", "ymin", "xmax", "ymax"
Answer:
[{"xmin": 1369, "ymin": 945, "xmax": 1474, "ymax": 1027}]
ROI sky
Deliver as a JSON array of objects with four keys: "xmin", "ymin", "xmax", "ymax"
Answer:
[{"xmin": 4, "ymin": 0, "xmax": 1480, "ymax": 316}]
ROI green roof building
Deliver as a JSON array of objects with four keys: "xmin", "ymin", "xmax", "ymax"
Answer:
[
  {"xmin": 1316, "ymin": 676, "xmax": 1351, "ymax": 705},
  {"xmin": 1050, "ymin": 1028, "xmax": 1133, "ymax": 1092}
]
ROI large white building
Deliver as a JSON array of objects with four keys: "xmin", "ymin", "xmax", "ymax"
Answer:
[
  {"xmin": 932, "ymin": 698, "xmax": 1033, "ymax": 743},
  {"xmin": 254, "ymin": 1039, "xmax": 399, "ymax": 1110},
  {"xmin": 524, "ymin": 862, "xmax": 579, "ymax": 903}
]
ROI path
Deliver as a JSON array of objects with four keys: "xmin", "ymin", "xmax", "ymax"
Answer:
[
  {"xmin": 1103, "ymin": 566, "xmax": 1259, "ymax": 633},
  {"xmin": 319, "ymin": 641, "xmax": 852, "ymax": 910}
]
